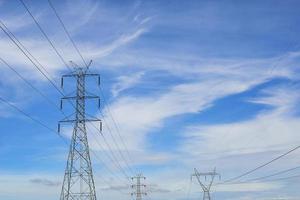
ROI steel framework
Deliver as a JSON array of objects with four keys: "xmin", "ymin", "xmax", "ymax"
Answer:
[
  {"xmin": 59, "ymin": 62, "xmax": 101, "ymax": 200},
  {"xmin": 191, "ymin": 168, "xmax": 220, "ymax": 200},
  {"xmin": 131, "ymin": 174, "xmax": 147, "ymax": 200}
]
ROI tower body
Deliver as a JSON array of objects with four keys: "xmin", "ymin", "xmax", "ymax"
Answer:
[
  {"xmin": 203, "ymin": 191, "xmax": 211, "ymax": 200},
  {"xmin": 131, "ymin": 174, "xmax": 147, "ymax": 200},
  {"xmin": 136, "ymin": 175, "xmax": 142, "ymax": 200},
  {"xmin": 59, "ymin": 66, "xmax": 100, "ymax": 200},
  {"xmin": 191, "ymin": 168, "xmax": 220, "ymax": 200}
]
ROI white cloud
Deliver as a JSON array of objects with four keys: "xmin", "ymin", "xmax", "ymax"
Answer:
[
  {"xmin": 1, "ymin": 2, "xmax": 300, "ymax": 200},
  {"xmin": 214, "ymin": 181, "xmax": 282, "ymax": 192},
  {"xmin": 93, "ymin": 54, "xmax": 298, "ymax": 160},
  {"xmin": 249, "ymin": 86, "xmax": 300, "ymax": 116},
  {"xmin": 181, "ymin": 85, "xmax": 300, "ymax": 159},
  {"xmin": 1, "ymin": 15, "xmax": 32, "ymax": 32},
  {"xmin": 87, "ymin": 28, "xmax": 147, "ymax": 59},
  {"xmin": 98, "ymin": 79, "xmax": 251, "ymax": 151},
  {"xmin": 112, "ymin": 71, "xmax": 145, "ymax": 97},
  {"xmin": 82, "ymin": 54, "xmax": 300, "ymax": 199},
  {"xmin": 64, "ymin": 0, "xmax": 100, "ymax": 32}
]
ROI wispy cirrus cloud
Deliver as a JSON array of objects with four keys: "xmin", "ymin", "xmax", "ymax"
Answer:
[
  {"xmin": 87, "ymin": 27, "xmax": 148, "ymax": 59},
  {"xmin": 94, "ymin": 51, "xmax": 300, "ymax": 155},
  {"xmin": 1, "ymin": 1, "xmax": 300, "ymax": 200},
  {"xmin": 181, "ymin": 84, "xmax": 300, "ymax": 160},
  {"xmin": 112, "ymin": 71, "xmax": 145, "ymax": 97}
]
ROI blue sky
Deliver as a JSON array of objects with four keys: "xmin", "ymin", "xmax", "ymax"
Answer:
[{"xmin": 1, "ymin": 0, "xmax": 300, "ymax": 199}]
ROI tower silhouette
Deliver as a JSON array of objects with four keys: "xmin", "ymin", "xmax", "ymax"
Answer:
[
  {"xmin": 59, "ymin": 63, "xmax": 101, "ymax": 200},
  {"xmin": 131, "ymin": 173, "xmax": 147, "ymax": 200},
  {"xmin": 191, "ymin": 168, "xmax": 220, "ymax": 200}
]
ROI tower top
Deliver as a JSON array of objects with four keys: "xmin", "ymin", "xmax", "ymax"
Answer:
[
  {"xmin": 69, "ymin": 60, "xmax": 93, "ymax": 74},
  {"xmin": 191, "ymin": 168, "xmax": 221, "ymax": 200}
]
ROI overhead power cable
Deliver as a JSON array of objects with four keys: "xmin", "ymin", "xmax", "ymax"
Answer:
[
  {"xmin": 0, "ymin": 94, "xmax": 128, "ymax": 193},
  {"xmin": 227, "ymin": 165, "xmax": 300, "ymax": 185},
  {"xmin": 221, "ymin": 173, "xmax": 300, "ymax": 185},
  {"xmin": 0, "ymin": 24, "xmax": 129, "ymax": 183},
  {"xmin": 19, "ymin": 0, "xmax": 72, "ymax": 71},
  {"xmin": 0, "ymin": 57, "xmax": 58, "ymax": 109},
  {"xmin": 100, "ymin": 89, "xmax": 137, "ymax": 174},
  {"xmin": 256, "ymin": 173, "xmax": 300, "ymax": 183},
  {"xmin": 0, "ymin": 55, "xmax": 129, "ymax": 184},
  {"xmin": 222, "ymin": 145, "xmax": 300, "ymax": 183},
  {"xmin": 0, "ymin": 19, "xmax": 132, "ymax": 182},
  {"xmin": 0, "ymin": 96, "xmax": 57, "ymax": 134},
  {"xmin": 87, "ymin": 126, "xmax": 132, "ymax": 183},
  {"xmin": 97, "ymin": 110, "xmax": 136, "ymax": 176},
  {"xmin": 0, "ymin": 20, "xmax": 53, "ymax": 80},
  {"xmin": 47, "ymin": 0, "xmax": 88, "ymax": 67},
  {"xmin": 87, "ymin": 114, "xmax": 132, "ymax": 179},
  {"xmin": 0, "ymin": 30, "xmax": 128, "ymax": 186},
  {"xmin": 0, "ymin": 55, "xmax": 129, "ymax": 185},
  {"xmin": 45, "ymin": 0, "xmax": 137, "ymax": 176},
  {"xmin": 0, "ymin": 21, "xmax": 63, "ymax": 95}
]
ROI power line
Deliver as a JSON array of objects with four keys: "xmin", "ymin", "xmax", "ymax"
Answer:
[
  {"xmin": 98, "ymin": 110, "xmax": 136, "ymax": 176},
  {"xmin": 88, "ymin": 128, "xmax": 132, "ymax": 186},
  {"xmin": 0, "ymin": 55, "xmax": 129, "ymax": 185},
  {"xmin": 10, "ymin": 0, "xmax": 137, "ymax": 186},
  {"xmin": 0, "ymin": 20, "xmax": 54, "ymax": 81},
  {"xmin": 45, "ymin": 0, "xmax": 137, "ymax": 176},
  {"xmin": 2, "ymin": 1, "xmax": 135, "ymax": 193},
  {"xmin": 88, "ymin": 116, "xmax": 132, "ymax": 179},
  {"xmin": 191, "ymin": 168, "xmax": 220, "ymax": 200},
  {"xmin": 85, "ymin": 119, "xmax": 134, "ymax": 181},
  {"xmin": 222, "ymin": 145, "xmax": 300, "ymax": 183},
  {"xmin": 0, "ymin": 20, "xmax": 64, "ymax": 96},
  {"xmin": 228, "ymin": 165, "xmax": 300, "ymax": 184},
  {"xmin": 257, "ymin": 173, "xmax": 300, "ymax": 183},
  {"xmin": 0, "ymin": 57, "xmax": 58, "ymax": 110},
  {"xmin": 87, "ymin": 104, "xmax": 134, "ymax": 179},
  {"xmin": 90, "ymin": 144, "xmax": 131, "ymax": 187},
  {"xmin": 0, "ymin": 17, "xmax": 132, "ymax": 181},
  {"xmin": 221, "ymin": 173, "xmax": 300, "ymax": 185},
  {"xmin": 0, "ymin": 51, "xmax": 129, "ymax": 189},
  {"xmin": 47, "ymin": 0, "xmax": 88, "ymax": 67},
  {"xmin": 0, "ymin": 94, "xmax": 128, "ymax": 194},
  {"xmin": 0, "ymin": 33, "xmax": 131, "ymax": 188},
  {"xmin": 214, "ymin": 83, "xmax": 300, "ymax": 185},
  {"xmin": 19, "ymin": 0, "xmax": 72, "ymax": 71},
  {"xmin": 45, "ymin": 0, "xmax": 136, "ymax": 176},
  {"xmin": 100, "ymin": 88, "xmax": 137, "ymax": 174},
  {"xmin": 0, "ymin": 56, "xmax": 128, "ymax": 184},
  {"xmin": 0, "ymin": 96, "xmax": 57, "ymax": 134}
]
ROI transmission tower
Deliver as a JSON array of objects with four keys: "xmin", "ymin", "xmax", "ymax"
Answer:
[
  {"xmin": 58, "ymin": 61, "xmax": 101, "ymax": 200},
  {"xmin": 131, "ymin": 174, "xmax": 147, "ymax": 200},
  {"xmin": 191, "ymin": 168, "xmax": 220, "ymax": 200}
]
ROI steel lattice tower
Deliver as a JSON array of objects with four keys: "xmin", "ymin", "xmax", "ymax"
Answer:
[
  {"xmin": 191, "ymin": 168, "xmax": 220, "ymax": 200},
  {"xmin": 131, "ymin": 174, "xmax": 147, "ymax": 200},
  {"xmin": 58, "ymin": 62, "xmax": 101, "ymax": 200}
]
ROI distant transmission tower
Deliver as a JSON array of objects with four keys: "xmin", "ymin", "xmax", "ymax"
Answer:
[
  {"xmin": 191, "ymin": 168, "xmax": 220, "ymax": 200},
  {"xmin": 131, "ymin": 174, "xmax": 147, "ymax": 200},
  {"xmin": 58, "ymin": 61, "xmax": 101, "ymax": 200}
]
